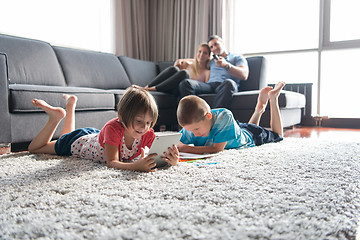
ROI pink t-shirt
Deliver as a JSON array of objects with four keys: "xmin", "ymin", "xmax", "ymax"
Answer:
[
  {"xmin": 98, "ymin": 118, "xmax": 155, "ymax": 161},
  {"xmin": 71, "ymin": 118, "xmax": 155, "ymax": 163}
]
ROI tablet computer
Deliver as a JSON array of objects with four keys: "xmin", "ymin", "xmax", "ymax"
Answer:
[{"xmin": 148, "ymin": 132, "xmax": 182, "ymax": 168}]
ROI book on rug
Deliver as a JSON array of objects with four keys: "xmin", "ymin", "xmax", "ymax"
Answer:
[{"xmin": 179, "ymin": 152, "xmax": 217, "ymax": 161}]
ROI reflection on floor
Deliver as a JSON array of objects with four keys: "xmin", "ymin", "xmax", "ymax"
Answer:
[{"xmin": 284, "ymin": 126, "xmax": 360, "ymax": 142}]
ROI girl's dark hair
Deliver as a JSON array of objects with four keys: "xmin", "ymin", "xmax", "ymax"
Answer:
[{"xmin": 117, "ymin": 87, "xmax": 158, "ymax": 128}]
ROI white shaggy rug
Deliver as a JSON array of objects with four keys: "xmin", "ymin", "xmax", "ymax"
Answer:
[{"xmin": 1, "ymin": 138, "xmax": 360, "ymax": 240}]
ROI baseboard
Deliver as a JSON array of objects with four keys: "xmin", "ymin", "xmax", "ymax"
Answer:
[{"xmin": 300, "ymin": 117, "xmax": 360, "ymax": 129}]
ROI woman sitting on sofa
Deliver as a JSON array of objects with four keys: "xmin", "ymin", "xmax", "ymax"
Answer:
[{"xmin": 133, "ymin": 43, "xmax": 211, "ymax": 95}]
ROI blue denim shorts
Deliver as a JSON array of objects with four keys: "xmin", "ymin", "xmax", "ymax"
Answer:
[
  {"xmin": 54, "ymin": 127, "xmax": 100, "ymax": 156},
  {"xmin": 237, "ymin": 121, "xmax": 283, "ymax": 146}
]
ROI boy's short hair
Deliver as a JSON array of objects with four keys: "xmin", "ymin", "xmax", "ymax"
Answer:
[
  {"xmin": 177, "ymin": 95, "xmax": 211, "ymax": 126},
  {"xmin": 117, "ymin": 87, "xmax": 158, "ymax": 128}
]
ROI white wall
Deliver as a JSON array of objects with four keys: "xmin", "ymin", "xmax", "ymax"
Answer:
[{"xmin": 0, "ymin": 0, "xmax": 115, "ymax": 53}]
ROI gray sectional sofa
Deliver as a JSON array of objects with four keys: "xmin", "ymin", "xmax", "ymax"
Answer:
[{"xmin": 0, "ymin": 33, "xmax": 306, "ymax": 150}]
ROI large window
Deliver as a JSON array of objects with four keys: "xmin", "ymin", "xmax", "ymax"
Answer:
[
  {"xmin": 223, "ymin": 1, "xmax": 319, "ymax": 53},
  {"xmin": 224, "ymin": 0, "xmax": 360, "ymax": 120},
  {"xmin": 321, "ymin": 49, "xmax": 360, "ymax": 118},
  {"xmin": 329, "ymin": 0, "xmax": 360, "ymax": 42}
]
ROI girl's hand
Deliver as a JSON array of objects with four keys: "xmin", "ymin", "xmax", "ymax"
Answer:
[
  {"xmin": 162, "ymin": 144, "xmax": 180, "ymax": 166},
  {"xmin": 133, "ymin": 148, "xmax": 157, "ymax": 172}
]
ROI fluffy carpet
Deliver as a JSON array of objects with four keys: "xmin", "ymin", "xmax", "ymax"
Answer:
[{"xmin": 1, "ymin": 138, "xmax": 359, "ymax": 240}]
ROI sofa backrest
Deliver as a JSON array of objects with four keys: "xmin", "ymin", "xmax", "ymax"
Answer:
[
  {"xmin": 0, "ymin": 34, "xmax": 66, "ymax": 86},
  {"xmin": 54, "ymin": 47, "xmax": 131, "ymax": 89},
  {"xmin": 157, "ymin": 61, "xmax": 174, "ymax": 73},
  {"xmin": 239, "ymin": 56, "xmax": 267, "ymax": 91},
  {"xmin": 118, "ymin": 56, "xmax": 159, "ymax": 87}
]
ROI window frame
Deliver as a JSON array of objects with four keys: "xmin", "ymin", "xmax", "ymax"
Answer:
[
  {"xmin": 322, "ymin": 0, "xmax": 360, "ymax": 50},
  {"xmin": 229, "ymin": 0, "xmax": 360, "ymax": 124}
]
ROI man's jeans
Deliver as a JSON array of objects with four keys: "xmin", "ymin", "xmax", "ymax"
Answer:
[{"xmin": 178, "ymin": 79, "xmax": 238, "ymax": 109}]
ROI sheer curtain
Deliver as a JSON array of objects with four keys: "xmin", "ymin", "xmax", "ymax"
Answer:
[{"xmin": 115, "ymin": 0, "xmax": 222, "ymax": 62}]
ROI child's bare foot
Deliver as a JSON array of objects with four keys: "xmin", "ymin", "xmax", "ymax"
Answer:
[
  {"xmin": 32, "ymin": 99, "xmax": 66, "ymax": 121},
  {"xmin": 132, "ymin": 85, "xmax": 145, "ymax": 90},
  {"xmin": 269, "ymin": 81, "xmax": 285, "ymax": 100},
  {"xmin": 144, "ymin": 86, "xmax": 156, "ymax": 91},
  {"xmin": 62, "ymin": 94, "xmax": 78, "ymax": 108},
  {"xmin": 255, "ymin": 86, "xmax": 273, "ymax": 114}
]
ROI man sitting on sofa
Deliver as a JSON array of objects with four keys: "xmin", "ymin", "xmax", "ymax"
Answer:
[{"xmin": 178, "ymin": 35, "xmax": 249, "ymax": 109}]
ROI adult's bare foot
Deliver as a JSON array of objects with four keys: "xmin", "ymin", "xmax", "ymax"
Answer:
[{"xmin": 32, "ymin": 99, "xmax": 66, "ymax": 121}]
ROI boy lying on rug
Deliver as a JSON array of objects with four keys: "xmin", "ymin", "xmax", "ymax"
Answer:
[
  {"xmin": 176, "ymin": 81, "xmax": 285, "ymax": 154},
  {"xmin": 28, "ymin": 87, "xmax": 179, "ymax": 172}
]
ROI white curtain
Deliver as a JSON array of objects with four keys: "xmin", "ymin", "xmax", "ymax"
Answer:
[{"xmin": 115, "ymin": 0, "xmax": 222, "ymax": 62}]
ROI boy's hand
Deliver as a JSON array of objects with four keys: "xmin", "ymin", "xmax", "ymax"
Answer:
[
  {"xmin": 162, "ymin": 144, "xmax": 179, "ymax": 166},
  {"xmin": 177, "ymin": 141, "xmax": 227, "ymax": 154},
  {"xmin": 133, "ymin": 148, "xmax": 157, "ymax": 172},
  {"xmin": 177, "ymin": 142, "xmax": 187, "ymax": 152}
]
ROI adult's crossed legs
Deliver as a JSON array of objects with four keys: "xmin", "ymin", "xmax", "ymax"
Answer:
[{"xmin": 178, "ymin": 79, "xmax": 213, "ymax": 98}]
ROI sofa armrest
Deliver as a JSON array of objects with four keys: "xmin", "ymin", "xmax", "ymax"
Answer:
[
  {"xmin": 269, "ymin": 83, "xmax": 313, "ymax": 124},
  {"xmin": 0, "ymin": 53, "xmax": 12, "ymax": 143},
  {"xmin": 239, "ymin": 56, "xmax": 267, "ymax": 92}
]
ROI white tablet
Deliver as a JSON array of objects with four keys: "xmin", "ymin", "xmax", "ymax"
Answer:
[{"xmin": 148, "ymin": 132, "xmax": 182, "ymax": 168}]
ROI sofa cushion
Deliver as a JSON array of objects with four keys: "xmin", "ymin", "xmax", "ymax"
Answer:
[
  {"xmin": 9, "ymin": 84, "xmax": 116, "ymax": 113},
  {"xmin": 149, "ymin": 92, "xmax": 178, "ymax": 109},
  {"xmin": 277, "ymin": 90, "xmax": 306, "ymax": 109},
  {"xmin": 200, "ymin": 90, "xmax": 306, "ymax": 109},
  {"xmin": 231, "ymin": 90, "xmax": 306, "ymax": 109},
  {"xmin": 53, "ymin": 47, "xmax": 131, "ymax": 89},
  {"xmin": 118, "ymin": 56, "xmax": 159, "ymax": 86},
  {"xmin": 113, "ymin": 91, "xmax": 177, "ymax": 111},
  {"xmin": 0, "ymin": 34, "xmax": 66, "ymax": 86}
]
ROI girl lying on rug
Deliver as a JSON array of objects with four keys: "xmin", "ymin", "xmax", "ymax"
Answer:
[
  {"xmin": 176, "ymin": 81, "xmax": 286, "ymax": 154},
  {"xmin": 28, "ymin": 87, "xmax": 179, "ymax": 172}
]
